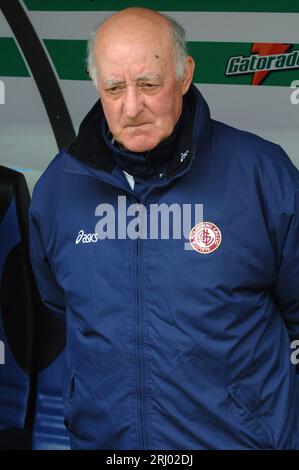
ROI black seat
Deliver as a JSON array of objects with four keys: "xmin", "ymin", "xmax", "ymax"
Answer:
[
  {"xmin": 0, "ymin": 165, "xmax": 35, "ymax": 449},
  {"xmin": 0, "ymin": 165, "xmax": 70, "ymax": 449}
]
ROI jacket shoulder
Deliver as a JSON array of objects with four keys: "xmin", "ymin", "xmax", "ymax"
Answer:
[
  {"xmin": 210, "ymin": 120, "xmax": 299, "ymax": 219},
  {"xmin": 212, "ymin": 119, "xmax": 299, "ymax": 181}
]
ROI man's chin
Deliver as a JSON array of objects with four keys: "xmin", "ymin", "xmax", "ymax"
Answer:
[{"xmin": 121, "ymin": 136, "xmax": 160, "ymax": 154}]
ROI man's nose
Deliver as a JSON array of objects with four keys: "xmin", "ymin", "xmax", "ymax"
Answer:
[{"xmin": 123, "ymin": 86, "xmax": 144, "ymax": 118}]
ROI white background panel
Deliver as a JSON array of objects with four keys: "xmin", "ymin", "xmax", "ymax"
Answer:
[
  {"xmin": 0, "ymin": 11, "xmax": 12, "ymax": 37},
  {"xmin": 0, "ymin": 77, "xmax": 58, "ymax": 173},
  {"xmin": 25, "ymin": 11, "xmax": 299, "ymax": 43}
]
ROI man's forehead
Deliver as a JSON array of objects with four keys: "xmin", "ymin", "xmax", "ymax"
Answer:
[
  {"xmin": 95, "ymin": 17, "xmax": 173, "ymax": 60},
  {"xmin": 95, "ymin": 20, "xmax": 176, "ymax": 80},
  {"xmin": 97, "ymin": 52, "xmax": 173, "ymax": 81},
  {"xmin": 97, "ymin": 36, "xmax": 171, "ymax": 59}
]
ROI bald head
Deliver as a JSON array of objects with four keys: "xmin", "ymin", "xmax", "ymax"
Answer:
[
  {"xmin": 98, "ymin": 7, "xmax": 171, "ymax": 37},
  {"xmin": 86, "ymin": 7, "xmax": 194, "ymax": 153},
  {"xmin": 87, "ymin": 7, "xmax": 188, "ymax": 86}
]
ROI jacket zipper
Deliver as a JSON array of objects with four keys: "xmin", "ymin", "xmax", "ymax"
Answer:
[
  {"xmin": 135, "ymin": 200, "xmax": 145, "ymax": 449},
  {"xmin": 129, "ymin": 168, "xmax": 196, "ymax": 448}
]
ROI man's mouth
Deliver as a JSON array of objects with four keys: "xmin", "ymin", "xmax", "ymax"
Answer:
[{"xmin": 125, "ymin": 122, "xmax": 150, "ymax": 128}]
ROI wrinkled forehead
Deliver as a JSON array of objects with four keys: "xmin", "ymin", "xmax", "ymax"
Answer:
[{"xmin": 94, "ymin": 19, "xmax": 175, "ymax": 69}]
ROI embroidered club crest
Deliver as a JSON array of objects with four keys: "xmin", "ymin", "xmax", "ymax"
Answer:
[{"xmin": 189, "ymin": 222, "xmax": 222, "ymax": 254}]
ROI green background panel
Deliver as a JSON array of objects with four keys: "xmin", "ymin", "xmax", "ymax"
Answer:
[
  {"xmin": 23, "ymin": 0, "xmax": 299, "ymax": 13},
  {"xmin": 1, "ymin": 37, "xmax": 298, "ymax": 86},
  {"xmin": 188, "ymin": 42, "xmax": 252, "ymax": 85},
  {"xmin": 43, "ymin": 39, "xmax": 88, "ymax": 80},
  {"xmin": 0, "ymin": 38, "xmax": 30, "ymax": 77}
]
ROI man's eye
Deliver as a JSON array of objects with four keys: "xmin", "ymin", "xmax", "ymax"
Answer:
[
  {"xmin": 107, "ymin": 86, "xmax": 122, "ymax": 93},
  {"xmin": 140, "ymin": 83, "xmax": 158, "ymax": 89}
]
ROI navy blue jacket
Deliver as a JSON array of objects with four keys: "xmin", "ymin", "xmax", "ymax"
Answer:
[{"xmin": 29, "ymin": 85, "xmax": 299, "ymax": 449}]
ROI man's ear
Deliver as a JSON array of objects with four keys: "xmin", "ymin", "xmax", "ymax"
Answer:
[{"xmin": 181, "ymin": 56, "xmax": 195, "ymax": 95}]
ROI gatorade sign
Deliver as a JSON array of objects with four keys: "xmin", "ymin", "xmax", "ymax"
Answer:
[{"xmin": 226, "ymin": 43, "xmax": 299, "ymax": 86}]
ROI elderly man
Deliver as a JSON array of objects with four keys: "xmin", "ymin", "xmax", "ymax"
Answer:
[{"xmin": 29, "ymin": 8, "xmax": 299, "ymax": 450}]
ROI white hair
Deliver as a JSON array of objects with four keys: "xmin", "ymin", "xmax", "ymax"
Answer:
[{"xmin": 86, "ymin": 13, "xmax": 188, "ymax": 88}]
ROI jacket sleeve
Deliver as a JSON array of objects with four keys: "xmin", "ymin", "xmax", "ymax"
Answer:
[
  {"xmin": 29, "ymin": 211, "xmax": 66, "ymax": 319},
  {"xmin": 271, "ymin": 186, "xmax": 299, "ymax": 347}
]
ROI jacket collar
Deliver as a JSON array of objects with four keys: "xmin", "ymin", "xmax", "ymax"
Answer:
[
  {"xmin": 101, "ymin": 98, "xmax": 190, "ymax": 177},
  {"xmin": 65, "ymin": 84, "xmax": 212, "ymax": 181}
]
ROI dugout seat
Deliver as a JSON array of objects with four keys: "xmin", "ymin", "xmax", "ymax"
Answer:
[{"xmin": 0, "ymin": 166, "xmax": 35, "ymax": 449}]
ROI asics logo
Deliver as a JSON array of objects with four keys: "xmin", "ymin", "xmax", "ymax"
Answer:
[{"xmin": 75, "ymin": 229, "xmax": 98, "ymax": 244}]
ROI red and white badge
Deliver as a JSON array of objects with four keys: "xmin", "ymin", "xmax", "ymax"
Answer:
[{"xmin": 189, "ymin": 222, "xmax": 222, "ymax": 254}]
